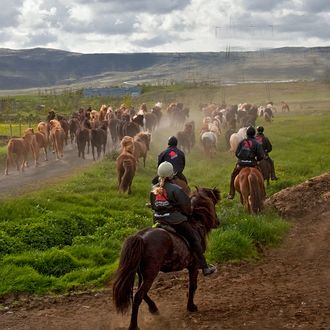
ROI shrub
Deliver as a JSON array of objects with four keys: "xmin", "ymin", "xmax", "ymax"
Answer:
[
  {"xmin": 0, "ymin": 264, "xmax": 54, "ymax": 295},
  {"xmin": 207, "ymin": 229, "xmax": 257, "ymax": 263},
  {"xmin": 3, "ymin": 249, "xmax": 81, "ymax": 277},
  {"xmin": 0, "ymin": 231, "xmax": 26, "ymax": 257}
]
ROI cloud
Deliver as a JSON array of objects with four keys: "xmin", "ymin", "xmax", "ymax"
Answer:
[
  {"xmin": 72, "ymin": 0, "xmax": 191, "ymax": 14},
  {"xmin": 302, "ymin": 0, "xmax": 330, "ymax": 13},
  {"xmin": 0, "ymin": 0, "xmax": 24, "ymax": 27},
  {"xmin": 0, "ymin": 0, "xmax": 329, "ymax": 53},
  {"xmin": 240, "ymin": 0, "xmax": 290, "ymax": 12},
  {"xmin": 23, "ymin": 31, "xmax": 58, "ymax": 47}
]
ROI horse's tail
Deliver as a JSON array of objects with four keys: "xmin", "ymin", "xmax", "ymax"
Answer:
[
  {"xmin": 248, "ymin": 171, "xmax": 263, "ymax": 213},
  {"xmin": 120, "ymin": 159, "xmax": 135, "ymax": 192},
  {"xmin": 113, "ymin": 235, "xmax": 144, "ymax": 314}
]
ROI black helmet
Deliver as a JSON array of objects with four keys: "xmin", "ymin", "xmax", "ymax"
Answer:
[
  {"xmin": 246, "ymin": 126, "xmax": 256, "ymax": 137},
  {"xmin": 168, "ymin": 136, "xmax": 178, "ymax": 147},
  {"xmin": 257, "ymin": 126, "xmax": 264, "ymax": 133}
]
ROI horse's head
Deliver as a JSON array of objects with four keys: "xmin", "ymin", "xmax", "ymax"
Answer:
[{"xmin": 191, "ymin": 187, "xmax": 221, "ymax": 231}]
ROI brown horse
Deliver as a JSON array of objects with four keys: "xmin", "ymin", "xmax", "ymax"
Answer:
[
  {"xmin": 4, "ymin": 130, "xmax": 36, "ymax": 175},
  {"xmin": 49, "ymin": 119, "xmax": 65, "ymax": 160},
  {"xmin": 177, "ymin": 121, "xmax": 195, "ymax": 154},
  {"xmin": 234, "ymin": 167, "xmax": 266, "ymax": 213},
  {"xmin": 257, "ymin": 159, "xmax": 272, "ymax": 185},
  {"xmin": 113, "ymin": 187, "xmax": 220, "ymax": 330},
  {"xmin": 116, "ymin": 136, "xmax": 137, "ymax": 194},
  {"xmin": 133, "ymin": 132, "xmax": 151, "ymax": 167}
]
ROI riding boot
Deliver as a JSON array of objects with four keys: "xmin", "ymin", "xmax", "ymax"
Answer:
[
  {"xmin": 175, "ymin": 222, "xmax": 216, "ymax": 276},
  {"xmin": 193, "ymin": 253, "xmax": 217, "ymax": 276},
  {"xmin": 268, "ymin": 157, "xmax": 278, "ymax": 180},
  {"xmin": 228, "ymin": 165, "xmax": 241, "ymax": 199}
]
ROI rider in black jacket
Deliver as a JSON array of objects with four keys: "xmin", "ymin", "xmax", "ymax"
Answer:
[
  {"xmin": 150, "ymin": 161, "xmax": 216, "ymax": 276},
  {"xmin": 152, "ymin": 136, "xmax": 187, "ymax": 185},
  {"xmin": 227, "ymin": 126, "xmax": 264, "ymax": 199},
  {"xmin": 255, "ymin": 126, "xmax": 278, "ymax": 180}
]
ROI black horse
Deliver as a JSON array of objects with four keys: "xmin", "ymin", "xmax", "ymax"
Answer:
[{"xmin": 113, "ymin": 187, "xmax": 220, "ymax": 330}]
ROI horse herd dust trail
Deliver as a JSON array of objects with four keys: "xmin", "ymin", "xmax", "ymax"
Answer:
[{"xmin": 0, "ymin": 143, "xmax": 330, "ymax": 330}]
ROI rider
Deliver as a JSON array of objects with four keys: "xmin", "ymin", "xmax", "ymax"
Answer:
[
  {"xmin": 255, "ymin": 126, "xmax": 278, "ymax": 181},
  {"xmin": 152, "ymin": 136, "xmax": 187, "ymax": 185},
  {"xmin": 227, "ymin": 126, "xmax": 264, "ymax": 199},
  {"xmin": 150, "ymin": 161, "xmax": 216, "ymax": 276}
]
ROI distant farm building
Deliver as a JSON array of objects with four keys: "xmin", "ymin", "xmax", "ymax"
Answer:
[{"xmin": 82, "ymin": 86, "xmax": 142, "ymax": 97}]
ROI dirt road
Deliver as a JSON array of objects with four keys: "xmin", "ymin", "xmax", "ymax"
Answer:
[
  {"xmin": 0, "ymin": 143, "xmax": 107, "ymax": 198},
  {"xmin": 1, "ymin": 174, "xmax": 329, "ymax": 329}
]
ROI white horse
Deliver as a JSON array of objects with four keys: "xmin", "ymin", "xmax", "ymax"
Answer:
[
  {"xmin": 200, "ymin": 131, "xmax": 217, "ymax": 157},
  {"xmin": 229, "ymin": 127, "xmax": 247, "ymax": 152}
]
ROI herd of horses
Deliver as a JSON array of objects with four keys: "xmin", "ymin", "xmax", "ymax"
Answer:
[
  {"xmin": 2, "ymin": 98, "xmax": 286, "ymax": 329},
  {"xmin": 4, "ymin": 99, "xmax": 280, "ymax": 208}
]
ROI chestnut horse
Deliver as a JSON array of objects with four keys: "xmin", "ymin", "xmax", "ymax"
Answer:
[
  {"xmin": 234, "ymin": 167, "xmax": 266, "ymax": 213},
  {"xmin": 116, "ymin": 136, "xmax": 137, "ymax": 194},
  {"xmin": 113, "ymin": 187, "xmax": 220, "ymax": 330}
]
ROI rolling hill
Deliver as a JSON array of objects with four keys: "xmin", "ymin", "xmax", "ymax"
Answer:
[{"xmin": 0, "ymin": 47, "xmax": 329, "ymax": 90}]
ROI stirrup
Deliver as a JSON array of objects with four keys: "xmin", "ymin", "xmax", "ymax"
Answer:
[{"xmin": 202, "ymin": 264, "xmax": 217, "ymax": 276}]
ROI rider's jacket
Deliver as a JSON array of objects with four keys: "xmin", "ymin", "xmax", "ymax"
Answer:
[
  {"xmin": 150, "ymin": 181, "xmax": 191, "ymax": 224},
  {"xmin": 157, "ymin": 147, "xmax": 185, "ymax": 175},
  {"xmin": 255, "ymin": 133, "xmax": 273, "ymax": 155},
  {"xmin": 235, "ymin": 137, "xmax": 264, "ymax": 167}
]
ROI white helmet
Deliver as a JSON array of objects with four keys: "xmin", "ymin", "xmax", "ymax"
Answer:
[{"xmin": 157, "ymin": 161, "xmax": 174, "ymax": 178}]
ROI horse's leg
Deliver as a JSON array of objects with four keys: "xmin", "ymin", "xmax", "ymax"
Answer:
[
  {"xmin": 44, "ymin": 146, "xmax": 48, "ymax": 161},
  {"xmin": 138, "ymin": 272, "xmax": 159, "ymax": 314},
  {"xmin": 239, "ymin": 192, "xmax": 243, "ymax": 204},
  {"xmin": 187, "ymin": 266, "xmax": 199, "ymax": 312},
  {"xmin": 92, "ymin": 144, "xmax": 95, "ymax": 160},
  {"xmin": 130, "ymin": 271, "xmax": 158, "ymax": 330}
]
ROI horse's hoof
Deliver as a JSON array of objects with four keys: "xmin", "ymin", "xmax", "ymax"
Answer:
[
  {"xmin": 187, "ymin": 304, "xmax": 198, "ymax": 312},
  {"xmin": 129, "ymin": 326, "xmax": 140, "ymax": 330},
  {"xmin": 149, "ymin": 306, "xmax": 159, "ymax": 314}
]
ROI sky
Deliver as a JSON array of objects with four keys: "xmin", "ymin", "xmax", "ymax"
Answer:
[{"xmin": 1, "ymin": 0, "xmax": 329, "ymax": 54}]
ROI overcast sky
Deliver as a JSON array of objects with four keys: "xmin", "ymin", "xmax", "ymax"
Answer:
[{"xmin": 1, "ymin": 0, "xmax": 329, "ymax": 54}]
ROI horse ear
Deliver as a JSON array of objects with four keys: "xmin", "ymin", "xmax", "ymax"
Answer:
[{"xmin": 194, "ymin": 185, "xmax": 199, "ymax": 192}]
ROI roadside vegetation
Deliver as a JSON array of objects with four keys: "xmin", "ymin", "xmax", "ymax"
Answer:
[{"xmin": 0, "ymin": 80, "xmax": 329, "ymax": 296}]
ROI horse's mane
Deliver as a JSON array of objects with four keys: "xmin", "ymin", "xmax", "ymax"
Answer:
[{"xmin": 121, "ymin": 136, "xmax": 134, "ymax": 154}]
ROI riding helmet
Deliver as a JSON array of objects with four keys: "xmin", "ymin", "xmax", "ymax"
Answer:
[
  {"xmin": 257, "ymin": 126, "xmax": 264, "ymax": 133},
  {"xmin": 246, "ymin": 126, "xmax": 256, "ymax": 137},
  {"xmin": 168, "ymin": 136, "xmax": 178, "ymax": 147},
  {"xmin": 157, "ymin": 161, "xmax": 174, "ymax": 178}
]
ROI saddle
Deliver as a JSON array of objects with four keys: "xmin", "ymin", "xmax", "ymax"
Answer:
[{"xmin": 153, "ymin": 222, "xmax": 190, "ymax": 248}]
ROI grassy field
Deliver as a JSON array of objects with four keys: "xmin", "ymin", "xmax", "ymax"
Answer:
[{"xmin": 0, "ymin": 80, "xmax": 329, "ymax": 296}]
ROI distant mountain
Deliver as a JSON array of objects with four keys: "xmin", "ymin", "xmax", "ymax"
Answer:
[{"xmin": 0, "ymin": 47, "xmax": 329, "ymax": 90}]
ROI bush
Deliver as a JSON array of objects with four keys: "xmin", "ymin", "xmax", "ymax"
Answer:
[
  {"xmin": 0, "ymin": 231, "xmax": 26, "ymax": 256},
  {"xmin": 0, "ymin": 264, "xmax": 54, "ymax": 295},
  {"xmin": 3, "ymin": 249, "xmax": 81, "ymax": 277},
  {"xmin": 207, "ymin": 229, "xmax": 257, "ymax": 263}
]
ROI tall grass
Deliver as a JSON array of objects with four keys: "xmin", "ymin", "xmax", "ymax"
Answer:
[{"xmin": 0, "ymin": 81, "xmax": 329, "ymax": 296}]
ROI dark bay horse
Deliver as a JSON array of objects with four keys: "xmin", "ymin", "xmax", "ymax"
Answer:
[
  {"xmin": 234, "ymin": 167, "xmax": 266, "ymax": 213},
  {"xmin": 113, "ymin": 187, "xmax": 220, "ymax": 330},
  {"xmin": 258, "ymin": 159, "xmax": 272, "ymax": 185}
]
